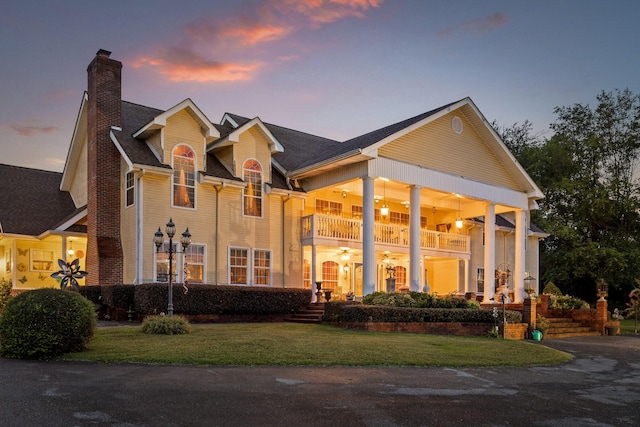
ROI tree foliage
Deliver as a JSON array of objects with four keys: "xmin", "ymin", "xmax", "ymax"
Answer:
[{"xmin": 496, "ymin": 89, "xmax": 640, "ymax": 305}]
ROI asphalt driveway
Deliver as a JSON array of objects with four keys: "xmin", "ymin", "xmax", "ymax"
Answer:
[{"xmin": 0, "ymin": 335, "xmax": 639, "ymax": 426}]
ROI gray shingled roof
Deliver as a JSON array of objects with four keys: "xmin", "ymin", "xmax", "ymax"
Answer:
[
  {"xmin": 0, "ymin": 164, "xmax": 77, "ymax": 236},
  {"xmin": 112, "ymin": 101, "xmax": 168, "ymax": 168}
]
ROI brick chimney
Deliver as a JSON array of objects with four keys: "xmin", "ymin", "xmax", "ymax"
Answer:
[{"xmin": 86, "ymin": 49, "xmax": 123, "ymax": 286}]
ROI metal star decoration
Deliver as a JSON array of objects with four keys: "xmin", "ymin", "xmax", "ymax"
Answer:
[{"xmin": 51, "ymin": 258, "xmax": 88, "ymax": 290}]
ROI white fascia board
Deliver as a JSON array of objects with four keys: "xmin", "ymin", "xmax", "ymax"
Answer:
[
  {"xmin": 221, "ymin": 113, "xmax": 240, "ymax": 128},
  {"xmin": 61, "ymin": 92, "xmax": 89, "ymax": 191},
  {"xmin": 211, "ymin": 117, "xmax": 284, "ymax": 154},
  {"xmin": 369, "ymin": 158, "xmax": 531, "ymax": 210},
  {"xmin": 198, "ymin": 174, "xmax": 246, "ymax": 189},
  {"xmin": 110, "ymin": 128, "xmax": 133, "ymax": 170},
  {"xmin": 50, "ymin": 208, "xmax": 87, "ymax": 234},
  {"xmin": 134, "ymin": 164, "xmax": 173, "ymax": 178},
  {"xmin": 133, "ymin": 99, "xmax": 220, "ymax": 142},
  {"xmin": 462, "ymin": 99, "xmax": 545, "ymax": 200}
]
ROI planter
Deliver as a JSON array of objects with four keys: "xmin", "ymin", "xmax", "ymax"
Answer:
[{"xmin": 606, "ymin": 325, "xmax": 618, "ymax": 336}]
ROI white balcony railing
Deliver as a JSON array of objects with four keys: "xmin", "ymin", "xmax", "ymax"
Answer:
[{"xmin": 302, "ymin": 214, "xmax": 469, "ymax": 254}]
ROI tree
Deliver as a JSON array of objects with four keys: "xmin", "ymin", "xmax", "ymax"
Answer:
[{"xmin": 496, "ymin": 89, "xmax": 640, "ymax": 306}]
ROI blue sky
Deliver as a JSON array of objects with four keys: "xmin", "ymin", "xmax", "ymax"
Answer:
[{"xmin": 1, "ymin": 0, "xmax": 638, "ymax": 172}]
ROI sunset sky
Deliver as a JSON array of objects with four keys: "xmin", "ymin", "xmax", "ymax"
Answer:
[{"xmin": 1, "ymin": 0, "xmax": 638, "ymax": 172}]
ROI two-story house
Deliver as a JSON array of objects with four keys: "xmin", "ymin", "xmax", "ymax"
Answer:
[{"xmin": 0, "ymin": 49, "xmax": 545, "ymax": 303}]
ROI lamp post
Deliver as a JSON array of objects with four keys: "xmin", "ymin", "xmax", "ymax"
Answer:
[
  {"xmin": 524, "ymin": 272, "xmax": 536, "ymax": 298},
  {"xmin": 154, "ymin": 218, "xmax": 191, "ymax": 318}
]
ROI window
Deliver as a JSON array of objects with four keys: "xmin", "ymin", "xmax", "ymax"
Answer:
[
  {"xmin": 243, "ymin": 159, "xmax": 262, "ymax": 217},
  {"xmin": 390, "ymin": 211, "xmax": 409, "ymax": 225},
  {"xmin": 395, "ymin": 266, "xmax": 407, "ymax": 288},
  {"xmin": 303, "ymin": 259, "xmax": 311, "ymax": 289},
  {"xmin": 477, "ymin": 268, "xmax": 485, "ymax": 293},
  {"xmin": 125, "ymin": 172, "xmax": 135, "ymax": 207},
  {"xmin": 351, "ymin": 205, "xmax": 363, "ymax": 219},
  {"xmin": 30, "ymin": 249, "xmax": 54, "ymax": 272},
  {"xmin": 155, "ymin": 242, "xmax": 177, "ymax": 282},
  {"xmin": 184, "ymin": 244, "xmax": 205, "ymax": 283},
  {"xmin": 316, "ymin": 199, "xmax": 342, "ymax": 216},
  {"xmin": 173, "ymin": 145, "xmax": 195, "ymax": 208},
  {"xmin": 421, "ymin": 216, "xmax": 428, "ymax": 229},
  {"xmin": 230, "ymin": 248, "xmax": 249, "ymax": 285},
  {"xmin": 253, "ymin": 250, "xmax": 271, "ymax": 286},
  {"xmin": 321, "ymin": 261, "xmax": 339, "ymax": 290}
]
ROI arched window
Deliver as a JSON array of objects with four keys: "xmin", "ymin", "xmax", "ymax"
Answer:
[
  {"xmin": 321, "ymin": 261, "xmax": 339, "ymax": 290},
  {"xmin": 173, "ymin": 145, "xmax": 195, "ymax": 208},
  {"xmin": 243, "ymin": 159, "xmax": 262, "ymax": 217}
]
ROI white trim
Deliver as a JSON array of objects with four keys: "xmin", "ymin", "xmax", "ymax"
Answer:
[
  {"xmin": 61, "ymin": 92, "xmax": 88, "ymax": 191},
  {"xmin": 133, "ymin": 98, "xmax": 220, "ymax": 142},
  {"xmin": 208, "ymin": 117, "xmax": 284, "ymax": 154}
]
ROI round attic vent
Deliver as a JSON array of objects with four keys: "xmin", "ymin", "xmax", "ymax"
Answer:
[{"xmin": 452, "ymin": 116, "xmax": 463, "ymax": 134}]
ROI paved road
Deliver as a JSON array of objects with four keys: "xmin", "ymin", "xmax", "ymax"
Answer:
[{"xmin": 1, "ymin": 335, "xmax": 639, "ymax": 427}]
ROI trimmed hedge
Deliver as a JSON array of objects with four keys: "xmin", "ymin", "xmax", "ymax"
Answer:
[
  {"xmin": 0, "ymin": 288, "xmax": 96, "ymax": 359},
  {"xmin": 134, "ymin": 284, "xmax": 311, "ymax": 315},
  {"xmin": 362, "ymin": 291, "xmax": 478, "ymax": 309},
  {"xmin": 324, "ymin": 301, "xmax": 523, "ymax": 324}
]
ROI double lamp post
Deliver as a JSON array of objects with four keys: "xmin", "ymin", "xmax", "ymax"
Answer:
[{"xmin": 154, "ymin": 218, "xmax": 191, "ymax": 318}]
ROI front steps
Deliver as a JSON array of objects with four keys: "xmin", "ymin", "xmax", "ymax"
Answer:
[
  {"xmin": 285, "ymin": 303, "xmax": 325, "ymax": 324},
  {"xmin": 543, "ymin": 317, "xmax": 601, "ymax": 339}
]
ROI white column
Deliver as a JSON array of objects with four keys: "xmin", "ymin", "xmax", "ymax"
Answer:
[
  {"xmin": 464, "ymin": 259, "xmax": 470, "ymax": 295},
  {"xmin": 483, "ymin": 203, "xmax": 496, "ymax": 303},
  {"xmin": 362, "ymin": 177, "xmax": 376, "ymax": 295},
  {"xmin": 311, "ymin": 244, "xmax": 317, "ymax": 303},
  {"xmin": 409, "ymin": 185, "xmax": 421, "ymax": 291},
  {"xmin": 514, "ymin": 209, "xmax": 527, "ymax": 303}
]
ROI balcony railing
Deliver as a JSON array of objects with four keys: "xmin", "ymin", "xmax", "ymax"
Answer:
[{"xmin": 302, "ymin": 214, "xmax": 469, "ymax": 254}]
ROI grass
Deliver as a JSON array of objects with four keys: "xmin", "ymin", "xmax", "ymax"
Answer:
[
  {"xmin": 59, "ymin": 323, "xmax": 572, "ymax": 367},
  {"xmin": 620, "ymin": 318, "xmax": 640, "ymax": 335}
]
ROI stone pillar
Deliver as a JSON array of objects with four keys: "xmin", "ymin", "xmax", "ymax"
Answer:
[
  {"xmin": 595, "ymin": 299, "xmax": 608, "ymax": 335},
  {"xmin": 524, "ymin": 297, "xmax": 537, "ymax": 331}
]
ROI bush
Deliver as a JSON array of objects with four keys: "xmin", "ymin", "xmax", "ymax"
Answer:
[
  {"xmin": 324, "ymin": 301, "xmax": 522, "ymax": 324},
  {"xmin": 543, "ymin": 282, "xmax": 563, "ymax": 296},
  {"xmin": 134, "ymin": 284, "xmax": 311, "ymax": 316},
  {"xmin": 0, "ymin": 278, "xmax": 12, "ymax": 311},
  {"xmin": 362, "ymin": 292, "xmax": 477, "ymax": 309},
  {"xmin": 550, "ymin": 294, "xmax": 590, "ymax": 310},
  {"xmin": 141, "ymin": 315, "xmax": 191, "ymax": 335},
  {"xmin": 0, "ymin": 288, "xmax": 96, "ymax": 359}
]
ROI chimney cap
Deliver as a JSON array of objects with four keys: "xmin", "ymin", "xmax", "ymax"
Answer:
[{"xmin": 96, "ymin": 49, "xmax": 112, "ymax": 58}]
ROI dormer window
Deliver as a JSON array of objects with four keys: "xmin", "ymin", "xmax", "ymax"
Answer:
[
  {"xmin": 173, "ymin": 145, "xmax": 195, "ymax": 208},
  {"xmin": 243, "ymin": 159, "xmax": 262, "ymax": 217}
]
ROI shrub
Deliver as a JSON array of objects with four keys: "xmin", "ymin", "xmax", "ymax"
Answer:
[
  {"xmin": 362, "ymin": 292, "xmax": 477, "ymax": 309},
  {"xmin": 0, "ymin": 278, "xmax": 12, "ymax": 311},
  {"xmin": 141, "ymin": 315, "xmax": 191, "ymax": 335},
  {"xmin": 0, "ymin": 288, "xmax": 96, "ymax": 359},
  {"xmin": 134, "ymin": 284, "xmax": 310, "ymax": 316},
  {"xmin": 543, "ymin": 282, "xmax": 562, "ymax": 296},
  {"xmin": 550, "ymin": 294, "xmax": 590, "ymax": 310},
  {"xmin": 324, "ymin": 301, "xmax": 522, "ymax": 324}
]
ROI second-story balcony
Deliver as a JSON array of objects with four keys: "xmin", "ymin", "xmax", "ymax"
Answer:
[{"xmin": 301, "ymin": 214, "xmax": 469, "ymax": 255}]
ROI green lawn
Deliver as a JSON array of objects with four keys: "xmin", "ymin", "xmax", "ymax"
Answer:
[
  {"xmin": 60, "ymin": 323, "xmax": 572, "ymax": 367},
  {"xmin": 620, "ymin": 318, "xmax": 640, "ymax": 335}
]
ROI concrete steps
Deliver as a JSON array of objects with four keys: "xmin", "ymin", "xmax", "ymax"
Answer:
[
  {"xmin": 285, "ymin": 304, "xmax": 325, "ymax": 324},
  {"xmin": 543, "ymin": 317, "xmax": 601, "ymax": 339}
]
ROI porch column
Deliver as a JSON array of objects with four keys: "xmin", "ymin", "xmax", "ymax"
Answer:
[
  {"xmin": 362, "ymin": 177, "xmax": 376, "ymax": 295},
  {"xmin": 513, "ymin": 209, "xmax": 527, "ymax": 303},
  {"xmin": 464, "ymin": 259, "xmax": 470, "ymax": 295},
  {"xmin": 483, "ymin": 203, "xmax": 496, "ymax": 303},
  {"xmin": 409, "ymin": 185, "xmax": 421, "ymax": 291},
  {"xmin": 311, "ymin": 244, "xmax": 318, "ymax": 303}
]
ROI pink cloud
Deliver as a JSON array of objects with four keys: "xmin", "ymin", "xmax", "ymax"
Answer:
[
  {"xmin": 8, "ymin": 123, "xmax": 59, "ymax": 137},
  {"xmin": 438, "ymin": 12, "xmax": 509, "ymax": 38},
  {"xmin": 136, "ymin": 0, "xmax": 384, "ymax": 83},
  {"xmin": 133, "ymin": 47, "xmax": 264, "ymax": 82}
]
